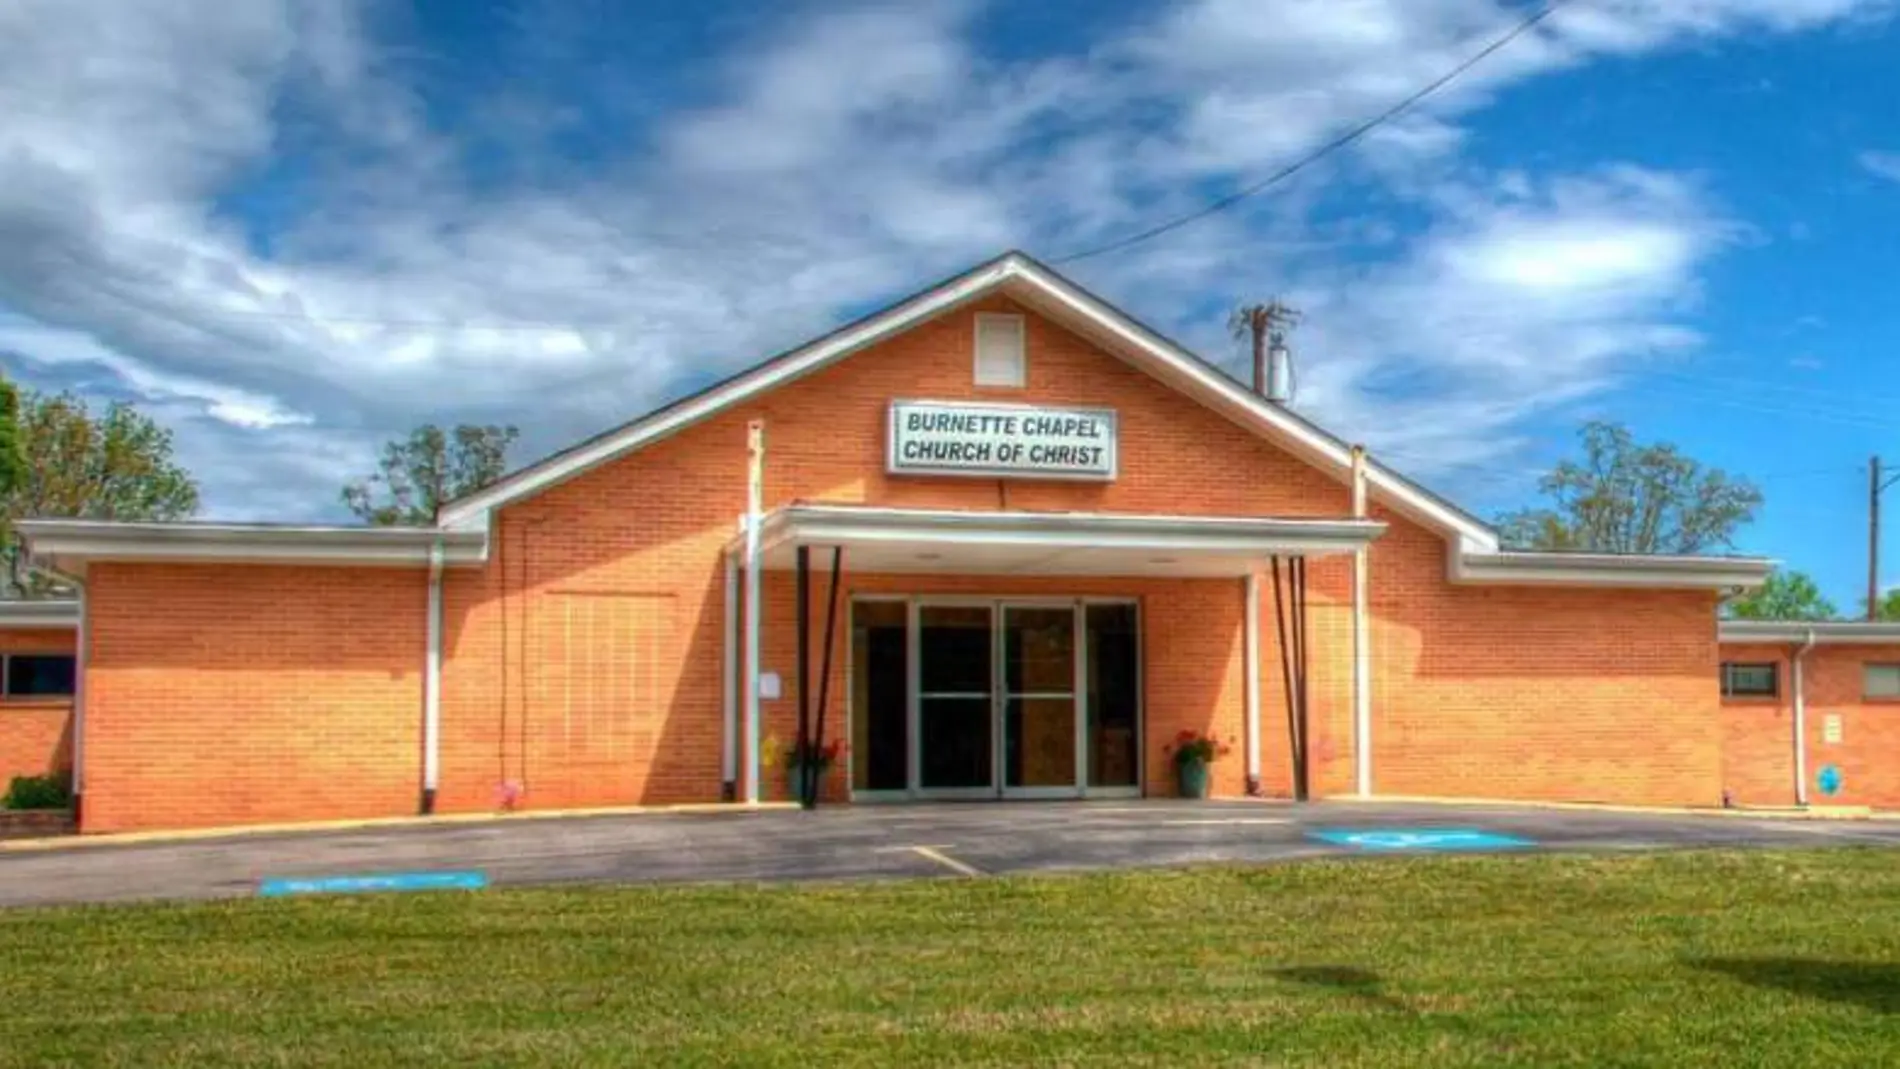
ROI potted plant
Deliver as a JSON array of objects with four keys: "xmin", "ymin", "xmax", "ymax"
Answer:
[
  {"xmin": 767, "ymin": 737, "xmax": 847, "ymax": 802},
  {"xmin": 1165, "ymin": 729, "xmax": 1231, "ymax": 799}
]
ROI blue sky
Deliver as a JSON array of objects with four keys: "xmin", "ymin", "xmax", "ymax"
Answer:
[{"xmin": 1, "ymin": 0, "xmax": 1898, "ymax": 606}]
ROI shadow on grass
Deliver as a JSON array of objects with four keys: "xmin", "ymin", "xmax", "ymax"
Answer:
[
  {"xmin": 1690, "ymin": 958, "xmax": 1900, "ymax": 1014},
  {"xmin": 1270, "ymin": 966, "xmax": 1408, "ymax": 1012}
]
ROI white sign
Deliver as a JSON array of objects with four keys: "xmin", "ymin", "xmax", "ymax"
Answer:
[
  {"xmin": 1824, "ymin": 713, "xmax": 1843, "ymax": 744},
  {"xmin": 888, "ymin": 401, "xmax": 1117, "ymax": 480},
  {"xmin": 759, "ymin": 671, "xmax": 782, "ymax": 701}
]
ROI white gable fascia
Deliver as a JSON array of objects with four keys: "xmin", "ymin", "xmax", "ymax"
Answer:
[
  {"xmin": 435, "ymin": 251, "xmax": 1498, "ymax": 552},
  {"xmin": 437, "ymin": 258, "xmax": 1018, "ymax": 528},
  {"xmin": 999, "ymin": 256, "xmax": 1499, "ymax": 553}
]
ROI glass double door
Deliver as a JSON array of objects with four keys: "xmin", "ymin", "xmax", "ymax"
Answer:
[
  {"xmin": 888, "ymin": 600, "xmax": 1138, "ymax": 799},
  {"xmin": 918, "ymin": 603, "xmax": 1077, "ymax": 797}
]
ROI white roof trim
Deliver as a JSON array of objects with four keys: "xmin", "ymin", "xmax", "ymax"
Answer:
[
  {"xmin": 744, "ymin": 504, "xmax": 1385, "ymax": 558},
  {"xmin": 0, "ymin": 599, "xmax": 78, "ymax": 630},
  {"xmin": 1719, "ymin": 620, "xmax": 1900, "ymax": 645},
  {"xmin": 997, "ymin": 257, "xmax": 1499, "ymax": 554},
  {"xmin": 435, "ymin": 251, "xmax": 1498, "ymax": 553},
  {"xmin": 1451, "ymin": 548, "xmax": 1773, "ymax": 590},
  {"xmin": 18, "ymin": 520, "xmax": 489, "ymax": 577}
]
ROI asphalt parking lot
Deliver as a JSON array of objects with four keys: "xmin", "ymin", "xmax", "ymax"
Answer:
[{"xmin": 3, "ymin": 799, "xmax": 1898, "ymax": 909}]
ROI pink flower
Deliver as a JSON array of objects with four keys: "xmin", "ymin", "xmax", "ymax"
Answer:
[{"xmin": 495, "ymin": 780, "xmax": 524, "ymax": 811}]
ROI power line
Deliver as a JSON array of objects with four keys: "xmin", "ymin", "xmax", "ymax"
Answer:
[{"xmin": 1051, "ymin": 0, "xmax": 1579, "ymax": 265}]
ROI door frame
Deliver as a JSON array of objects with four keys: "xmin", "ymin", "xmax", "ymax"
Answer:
[{"xmin": 846, "ymin": 594, "xmax": 1143, "ymax": 802}]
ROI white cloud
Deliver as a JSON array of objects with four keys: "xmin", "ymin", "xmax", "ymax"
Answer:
[
  {"xmin": 1859, "ymin": 150, "xmax": 1900, "ymax": 182},
  {"xmin": 0, "ymin": 0, "xmax": 1887, "ymax": 517},
  {"xmin": 1281, "ymin": 169, "xmax": 1724, "ymax": 468},
  {"xmin": 0, "ymin": 321, "xmax": 312, "ymax": 429}
]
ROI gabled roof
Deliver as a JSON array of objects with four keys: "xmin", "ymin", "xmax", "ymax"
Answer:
[{"xmin": 435, "ymin": 250, "xmax": 1501, "ymax": 551}]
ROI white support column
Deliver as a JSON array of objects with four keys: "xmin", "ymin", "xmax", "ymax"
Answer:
[
  {"xmin": 743, "ymin": 420, "xmax": 765, "ymax": 805},
  {"xmin": 721, "ymin": 548, "xmax": 739, "ymax": 798},
  {"xmin": 1351, "ymin": 444, "xmax": 1373, "ymax": 797},
  {"xmin": 422, "ymin": 541, "xmax": 444, "ymax": 813},
  {"xmin": 1243, "ymin": 572, "xmax": 1262, "ymax": 793},
  {"xmin": 72, "ymin": 584, "xmax": 87, "ymax": 819}
]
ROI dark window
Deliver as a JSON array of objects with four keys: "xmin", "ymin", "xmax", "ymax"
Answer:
[
  {"xmin": 7, "ymin": 655, "xmax": 75, "ymax": 697},
  {"xmin": 1721, "ymin": 662, "xmax": 1778, "ymax": 699}
]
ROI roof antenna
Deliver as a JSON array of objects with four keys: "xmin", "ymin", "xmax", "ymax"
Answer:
[{"xmin": 1230, "ymin": 300, "xmax": 1301, "ymax": 404}]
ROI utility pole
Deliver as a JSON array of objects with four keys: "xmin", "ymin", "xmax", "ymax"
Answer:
[{"xmin": 1871, "ymin": 456, "xmax": 1900, "ymax": 620}]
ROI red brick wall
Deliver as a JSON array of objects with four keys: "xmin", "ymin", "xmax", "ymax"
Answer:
[
  {"xmin": 74, "ymin": 298, "xmax": 1741, "ymax": 829},
  {"xmin": 1718, "ymin": 641, "xmax": 1900, "ymax": 809},
  {"xmin": 1801, "ymin": 645, "xmax": 1900, "ymax": 808},
  {"xmin": 1715, "ymin": 642, "xmax": 1797, "ymax": 806},
  {"xmin": 438, "ymin": 297, "xmax": 1355, "ymax": 812},
  {"xmin": 434, "ymin": 298, "xmax": 1726, "ymax": 812},
  {"xmin": 83, "ymin": 564, "xmax": 425, "ymax": 833},
  {"xmin": 0, "ymin": 628, "xmax": 77, "ymax": 790},
  {"xmin": 1365, "ymin": 518, "xmax": 1726, "ymax": 807}
]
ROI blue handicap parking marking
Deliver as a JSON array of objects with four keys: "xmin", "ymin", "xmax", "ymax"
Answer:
[
  {"xmin": 258, "ymin": 871, "xmax": 488, "ymax": 897},
  {"xmin": 1308, "ymin": 828, "xmax": 1533, "ymax": 852}
]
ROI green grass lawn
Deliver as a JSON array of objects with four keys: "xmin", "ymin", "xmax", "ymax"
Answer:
[{"xmin": 4, "ymin": 851, "xmax": 1900, "ymax": 1066}]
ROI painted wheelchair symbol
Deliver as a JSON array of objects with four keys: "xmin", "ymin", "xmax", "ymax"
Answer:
[{"xmin": 1309, "ymin": 828, "xmax": 1532, "ymax": 851}]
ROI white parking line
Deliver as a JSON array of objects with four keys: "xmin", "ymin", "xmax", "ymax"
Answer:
[{"xmin": 908, "ymin": 845, "xmax": 983, "ymax": 877}]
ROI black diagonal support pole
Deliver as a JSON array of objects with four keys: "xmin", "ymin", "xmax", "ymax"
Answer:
[
  {"xmin": 795, "ymin": 545, "xmax": 812, "ymax": 809},
  {"xmin": 1270, "ymin": 556, "xmax": 1304, "ymax": 802},
  {"xmin": 808, "ymin": 546, "xmax": 844, "ymax": 808},
  {"xmin": 1292, "ymin": 556, "xmax": 1311, "ymax": 802}
]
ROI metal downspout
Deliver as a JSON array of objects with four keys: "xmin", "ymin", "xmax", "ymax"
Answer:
[
  {"xmin": 422, "ymin": 540, "xmax": 444, "ymax": 814},
  {"xmin": 1793, "ymin": 628, "xmax": 1816, "ymax": 807}
]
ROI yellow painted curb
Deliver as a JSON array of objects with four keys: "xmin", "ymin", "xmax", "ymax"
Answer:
[
  {"xmin": 1332, "ymin": 794, "xmax": 1879, "ymax": 821},
  {"xmin": 0, "ymin": 801, "xmax": 801, "ymax": 853}
]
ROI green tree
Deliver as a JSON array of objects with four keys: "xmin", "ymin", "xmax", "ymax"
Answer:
[
  {"xmin": 1496, "ymin": 421, "xmax": 1762, "ymax": 555},
  {"xmin": 0, "ymin": 378, "xmax": 27, "ymax": 499},
  {"xmin": 2, "ymin": 390, "xmax": 201, "ymax": 596},
  {"xmin": 343, "ymin": 423, "xmax": 519, "ymax": 526},
  {"xmin": 1862, "ymin": 589, "xmax": 1900, "ymax": 621},
  {"xmin": 1725, "ymin": 570, "xmax": 1837, "ymax": 621}
]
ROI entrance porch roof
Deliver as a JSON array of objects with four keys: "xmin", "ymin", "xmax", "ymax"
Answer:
[{"xmin": 743, "ymin": 504, "xmax": 1385, "ymax": 578}]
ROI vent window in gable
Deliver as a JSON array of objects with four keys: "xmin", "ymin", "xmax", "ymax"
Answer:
[{"xmin": 973, "ymin": 313, "xmax": 1026, "ymax": 387}]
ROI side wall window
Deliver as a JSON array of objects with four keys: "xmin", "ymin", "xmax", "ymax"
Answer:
[
  {"xmin": 1720, "ymin": 662, "xmax": 1778, "ymax": 699},
  {"xmin": 3, "ymin": 654, "xmax": 76, "ymax": 698},
  {"xmin": 1864, "ymin": 663, "xmax": 1900, "ymax": 699}
]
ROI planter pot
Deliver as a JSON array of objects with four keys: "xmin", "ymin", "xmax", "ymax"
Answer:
[
  {"xmin": 785, "ymin": 761, "xmax": 828, "ymax": 803},
  {"xmin": 1176, "ymin": 760, "xmax": 1211, "ymax": 800}
]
